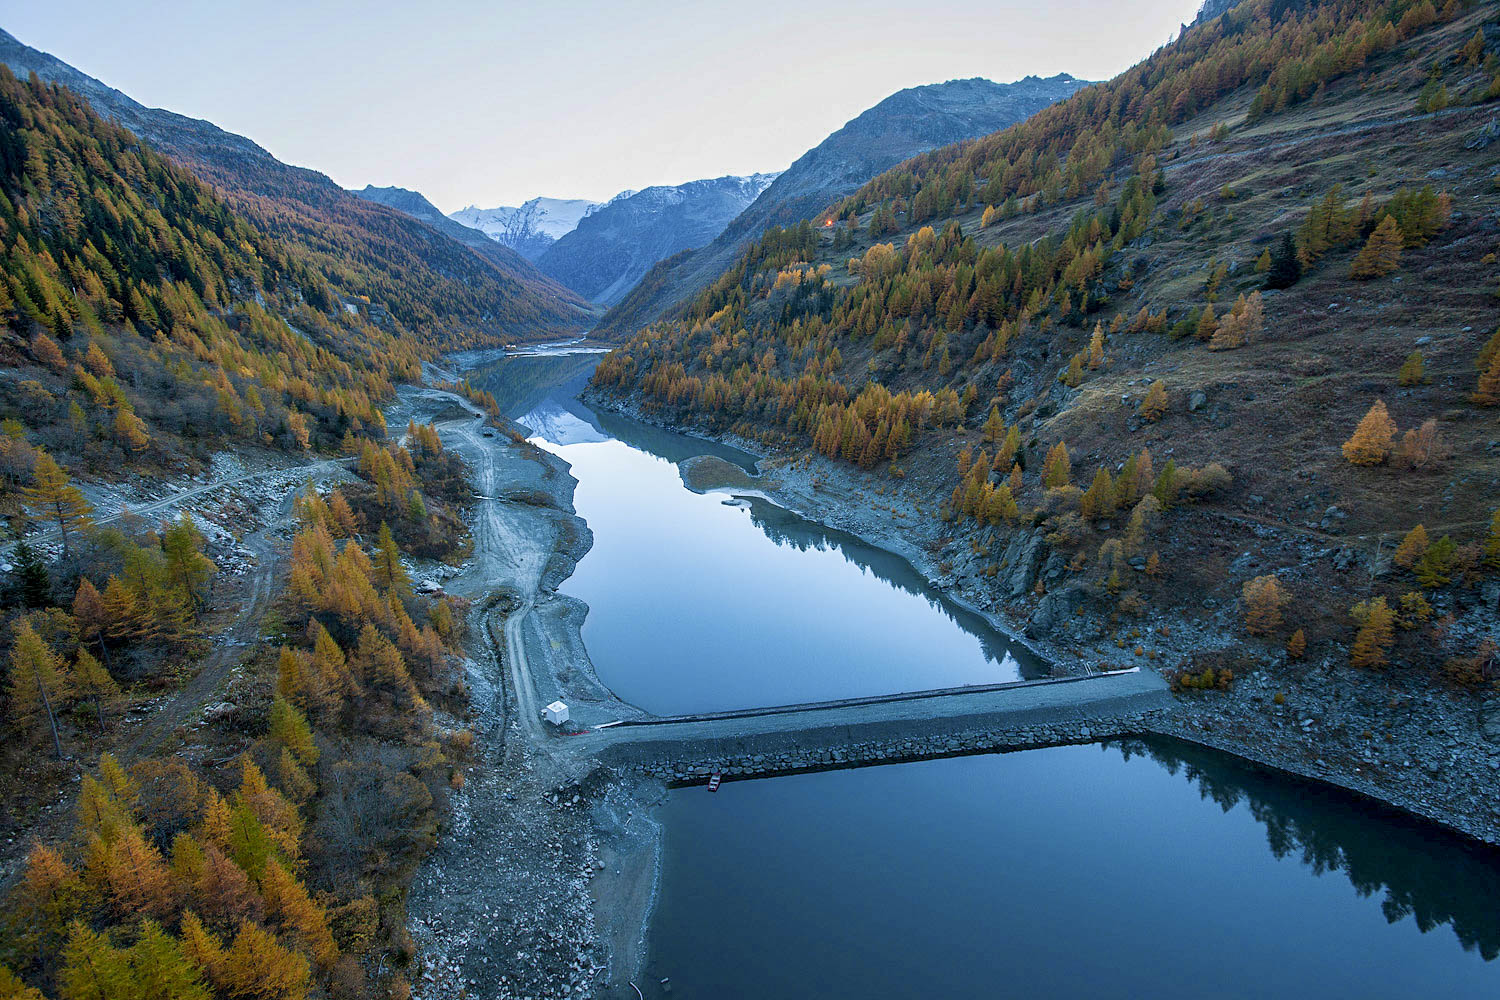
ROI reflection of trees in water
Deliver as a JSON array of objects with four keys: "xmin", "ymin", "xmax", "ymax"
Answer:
[
  {"xmin": 592, "ymin": 406, "xmax": 759, "ymax": 472},
  {"xmin": 468, "ymin": 353, "xmax": 601, "ymax": 420},
  {"xmin": 745, "ymin": 497, "xmax": 1044, "ymax": 677},
  {"xmin": 1122, "ymin": 736, "xmax": 1500, "ymax": 961},
  {"xmin": 464, "ymin": 351, "xmax": 1043, "ymax": 677}
]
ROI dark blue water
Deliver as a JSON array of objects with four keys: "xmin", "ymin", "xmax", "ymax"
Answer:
[{"xmin": 646, "ymin": 742, "xmax": 1500, "ymax": 1000}]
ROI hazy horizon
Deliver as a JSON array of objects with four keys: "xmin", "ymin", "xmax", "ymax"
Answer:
[{"xmin": 6, "ymin": 0, "xmax": 1205, "ymax": 212}]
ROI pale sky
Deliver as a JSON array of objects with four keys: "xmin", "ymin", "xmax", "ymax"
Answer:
[{"xmin": 6, "ymin": 0, "xmax": 1205, "ymax": 212}]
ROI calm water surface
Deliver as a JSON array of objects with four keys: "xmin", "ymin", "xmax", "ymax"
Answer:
[
  {"xmin": 468, "ymin": 350, "xmax": 1500, "ymax": 999},
  {"xmin": 474, "ymin": 351, "xmax": 1041, "ymax": 716},
  {"xmin": 647, "ymin": 742, "xmax": 1500, "ymax": 1000}
]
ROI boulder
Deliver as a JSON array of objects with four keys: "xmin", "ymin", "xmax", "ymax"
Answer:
[
  {"xmin": 1027, "ymin": 587, "xmax": 1085, "ymax": 638},
  {"xmin": 1002, "ymin": 529, "xmax": 1047, "ymax": 599}
]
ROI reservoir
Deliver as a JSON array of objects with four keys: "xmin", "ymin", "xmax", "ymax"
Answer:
[
  {"xmin": 474, "ymin": 349, "xmax": 1043, "ymax": 716},
  {"xmin": 467, "ymin": 348, "xmax": 1500, "ymax": 999}
]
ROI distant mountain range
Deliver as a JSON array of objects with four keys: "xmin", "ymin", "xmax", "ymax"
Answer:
[
  {"xmin": 533, "ymin": 173, "xmax": 780, "ymax": 306},
  {"xmin": 595, "ymin": 74, "xmax": 1089, "ymax": 338},
  {"xmin": 350, "ymin": 185, "xmax": 584, "ymax": 303},
  {"xmin": 450, "ymin": 197, "xmax": 617, "ymax": 261},
  {"xmin": 0, "ymin": 28, "xmax": 591, "ymax": 340}
]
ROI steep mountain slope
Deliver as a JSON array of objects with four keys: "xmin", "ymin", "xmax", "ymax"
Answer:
[
  {"xmin": 0, "ymin": 66, "xmax": 413, "ymax": 475},
  {"xmin": 595, "ymin": 74, "xmax": 1090, "ymax": 338},
  {"xmin": 592, "ymin": 0, "xmax": 1500, "ymax": 706},
  {"xmin": 536, "ymin": 173, "xmax": 779, "ymax": 306},
  {"xmin": 0, "ymin": 28, "xmax": 589, "ymax": 344},
  {"xmin": 449, "ymin": 197, "xmax": 608, "ymax": 260},
  {"xmin": 351, "ymin": 185, "xmax": 591, "ymax": 308}
]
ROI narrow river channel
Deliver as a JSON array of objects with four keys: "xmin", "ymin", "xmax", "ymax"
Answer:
[{"xmin": 467, "ymin": 349, "xmax": 1500, "ymax": 1000}]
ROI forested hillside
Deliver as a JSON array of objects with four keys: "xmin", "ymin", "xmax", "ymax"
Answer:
[
  {"xmin": 0, "ymin": 28, "xmax": 590, "ymax": 348},
  {"xmin": 593, "ymin": 0, "xmax": 1500, "ymax": 686},
  {"xmin": 0, "ymin": 67, "xmax": 425, "ymax": 485},
  {"xmin": 593, "ymin": 75, "xmax": 1090, "ymax": 339}
]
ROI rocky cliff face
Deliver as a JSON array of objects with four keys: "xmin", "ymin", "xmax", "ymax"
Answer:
[
  {"xmin": 449, "ymin": 198, "xmax": 608, "ymax": 261},
  {"xmin": 535, "ymin": 173, "xmax": 779, "ymax": 306},
  {"xmin": 595, "ymin": 74, "xmax": 1090, "ymax": 337}
]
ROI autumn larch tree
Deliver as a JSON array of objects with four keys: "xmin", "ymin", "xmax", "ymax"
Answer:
[
  {"xmin": 1138, "ymin": 380, "xmax": 1168, "ymax": 422},
  {"xmin": 1286, "ymin": 629, "xmax": 1306, "ymax": 660},
  {"xmin": 1341, "ymin": 400, "xmax": 1397, "ymax": 465},
  {"xmin": 1042, "ymin": 442, "xmax": 1071, "ymax": 488},
  {"xmin": 1393, "ymin": 524, "xmax": 1429, "ymax": 569},
  {"xmin": 1474, "ymin": 352, "xmax": 1500, "ymax": 407},
  {"xmin": 72, "ymin": 649, "xmax": 121, "ymax": 729},
  {"xmin": 22, "ymin": 452, "xmax": 93, "ymax": 559},
  {"xmin": 1349, "ymin": 597, "xmax": 1396, "ymax": 669},
  {"xmin": 8, "ymin": 620, "xmax": 69, "ymax": 759},
  {"xmin": 1350, "ymin": 216, "xmax": 1404, "ymax": 278},
  {"xmin": 1396, "ymin": 350, "xmax": 1426, "ymax": 386},
  {"xmin": 1242, "ymin": 575, "xmax": 1289, "ymax": 635},
  {"xmin": 982, "ymin": 406, "xmax": 1004, "ymax": 445}
]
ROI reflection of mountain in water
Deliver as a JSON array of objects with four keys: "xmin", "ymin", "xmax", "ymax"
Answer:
[
  {"xmin": 465, "ymin": 349, "xmax": 1043, "ymax": 678},
  {"xmin": 517, "ymin": 400, "xmax": 609, "ymax": 446},
  {"xmin": 591, "ymin": 406, "xmax": 759, "ymax": 472},
  {"xmin": 1126, "ymin": 736, "xmax": 1500, "ymax": 961},
  {"xmin": 468, "ymin": 351, "xmax": 602, "ymax": 424},
  {"xmin": 743, "ymin": 497, "xmax": 1038, "ymax": 677}
]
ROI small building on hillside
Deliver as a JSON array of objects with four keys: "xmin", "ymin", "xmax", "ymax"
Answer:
[{"xmin": 543, "ymin": 701, "xmax": 570, "ymax": 726}]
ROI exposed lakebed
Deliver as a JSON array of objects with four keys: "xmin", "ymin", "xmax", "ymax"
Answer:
[{"xmin": 465, "ymin": 349, "xmax": 1500, "ymax": 999}]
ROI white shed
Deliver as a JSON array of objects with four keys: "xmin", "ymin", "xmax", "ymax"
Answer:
[{"xmin": 543, "ymin": 701, "xmax": 570, "ymax": 726}]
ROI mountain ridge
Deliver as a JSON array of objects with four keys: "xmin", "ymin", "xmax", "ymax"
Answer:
[
  {"xmin": 594, "ymin": 73, "xmax": 1090, "ymax": 338},
  {"xmin": 449, "ymin": 197, "xmax": 611, "ymax": 260},
  {"xmin": 0, "ymin": 28, "xmax": 590, "ymax": 342},
  {"xmin": 535, "ymin": 172, "xmax": 781, "ymax": 306}
]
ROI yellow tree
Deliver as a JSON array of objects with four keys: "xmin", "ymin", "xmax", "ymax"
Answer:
[
  {"xmin": 259, "ymin": 858, "xmax": 338, "ymax": 970},
  {"xmin": 58, "ymin": 923, "xmax": 133, "ymax": 1000},
  {"xmin": 1242, "ymin": 575, "xmax": 1289, "ymax": 635},
  {"xmin": 1350, "ymin": 597, "xmax": 1396, "ymax": 669},
  {"xmin": 218, "ymin": 920, "xmax": 310, "ymax": 1000},
  {"xmin": 1393, "ymin": 524, "xmax": 1429, "ymax": 569},
  {"xmin": 1138, "ymin": 380, "xmax": 1168, "ymax": 421},
  {"xmin": 1349, "ymin": 216, "xmax": 1404, "ymax": 278},
  {"xmin": 22, "ymin": 452, "xmax": 93, "ymax": 558},
  {"xmin": 1473, "ymin": 352, "xmax": 1500, "ymax": 407},
  {"xmin": 71, "ymin": 649, "xmax": 121, "ymax": 729},
  {"xmin": 982, "ymin": 406, "xmax": 1004, "ymax": 445},
  {"xmin": 1042, "ymin": 442, "xmax": 1071, "ymax": 488},
  {"xmin": 1080, "ymin": 468, "xmax": 1116, "ymax": 520},
  {"xmin": 7, "ymin": 621, "xmax": 69, "ymax": 758},
  {"xmin": 1341, "ymin": 400, "xmax": 1396, "ymax": 465}
]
